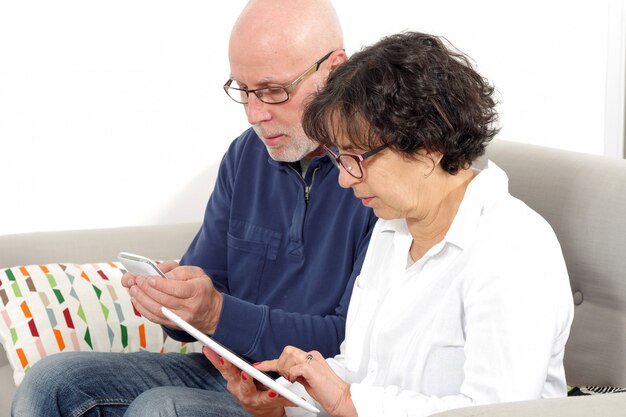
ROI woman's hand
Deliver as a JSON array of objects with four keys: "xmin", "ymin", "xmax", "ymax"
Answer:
[
  {"xmin": 257, "ymin": 346, "xmax": 357, "ymax": 417},
  {"xmin": 202, "ymin": 346, "xmax": 290, "ymax": 417}
]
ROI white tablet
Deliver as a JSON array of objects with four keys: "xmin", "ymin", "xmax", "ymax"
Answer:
[{"xmin": 161, "ymin": 306, "xmax": 320, "ymax": 413}]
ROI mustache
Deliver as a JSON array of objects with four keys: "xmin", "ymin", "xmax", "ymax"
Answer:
[{"xmin": 253, "ymin": 126, "xmax": 290, "ymax": 139}]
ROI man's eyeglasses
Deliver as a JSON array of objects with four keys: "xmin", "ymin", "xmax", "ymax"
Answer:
[
  {"xmin": 223, "ymin": 50, "xmax": 335, "ymax": 105},
  {"xmin": 324, "ymin": 143, "xmax": 391, "ymax": 179}
]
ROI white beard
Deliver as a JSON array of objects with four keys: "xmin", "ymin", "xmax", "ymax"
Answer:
[{"xmin": 253, "ymin": 126, "xmax": 319, "ymax": 162}]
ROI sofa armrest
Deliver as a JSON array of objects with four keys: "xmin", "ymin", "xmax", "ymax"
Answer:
[{"xmin": 429, "ymin": 393, "xmax": 626, "ymax": 417}]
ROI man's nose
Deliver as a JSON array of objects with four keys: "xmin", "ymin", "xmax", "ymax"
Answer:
[{"xmin": 245, "ymin": 94, "xmax": 271, "ymax": 125}]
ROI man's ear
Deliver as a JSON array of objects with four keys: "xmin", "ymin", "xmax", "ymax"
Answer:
[
  {"xmin": 318, "ymin": 49, "xmax": 347, "ymax": 89},
  {"xmin": 328, "ymin": 49, "xmax": 348, "ymax": 72}
]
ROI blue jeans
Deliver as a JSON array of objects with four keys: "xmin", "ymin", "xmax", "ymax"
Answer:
[{"xmin": 11, "ymin": 351, "xmax": 252, "ymax": 417}]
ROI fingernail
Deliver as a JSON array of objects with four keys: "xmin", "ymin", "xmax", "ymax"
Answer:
[
  {"xmin": 148, "ymin": 277, "xmax": 156, "ymax": 286},
  {"xmin": 252, "ymin": 362, "xmax": 262, "ymax": 367},
  {"xmin": 268, "ymin": 391, "xmax": 277, "ymax": 398},
  {"xmin": 136, "ymin": 276, "xmax": 144, "ymax": 285},
  {"xmin": 129, "ymin": 286, "xmax": 137, "ymax": 297},
  {"xmin": 219, "ymin": 358, "xmax": 225, "ymax": 365},
  {"xmin": 241, "ymin": 372, "xmax": 247, "ymax": 381}
]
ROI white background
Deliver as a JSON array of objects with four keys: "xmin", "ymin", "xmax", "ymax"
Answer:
[{"xmin": 1, "ymin": 0, "xmax": 624, "ymax": 235}]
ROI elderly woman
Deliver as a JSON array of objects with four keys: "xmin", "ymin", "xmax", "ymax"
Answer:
[{"xmin": 204, "ymin": 31, "xmax": 574, "ymax": 417}]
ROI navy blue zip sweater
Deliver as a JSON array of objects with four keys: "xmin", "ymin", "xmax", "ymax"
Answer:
[{"xmin": 165, "ymin": 128, "xmax": 377, "ymax": 361}]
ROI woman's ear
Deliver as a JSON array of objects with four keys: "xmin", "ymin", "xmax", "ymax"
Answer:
[
  {"xmin": 417, "ymin": 149, "xmax": 443, "ymax": 167},
  {"xmin": 419, "ymin": 150, "xmax": 443, "ymax": 178},
  {"xmin": 428, "ymin": 151, "xmax": 444, "ymax": 168}
]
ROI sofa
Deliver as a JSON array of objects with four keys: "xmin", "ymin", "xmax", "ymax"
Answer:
[{"xmin": 1, "ymin": 139, "xmax": 626, "ymax": 416}]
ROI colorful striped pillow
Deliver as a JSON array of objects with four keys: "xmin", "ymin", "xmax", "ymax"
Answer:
[{"xmin": 0, "ymin": 262, "xmax": 202, "ymax": 385}]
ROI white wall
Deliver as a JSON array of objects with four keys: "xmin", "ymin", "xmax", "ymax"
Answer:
[{"xmin": 0, "ymin": 0, "xmax": 622, "ymax": 235}]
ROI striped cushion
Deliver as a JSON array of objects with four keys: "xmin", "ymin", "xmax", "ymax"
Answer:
[
  {"xmin": 0, "ymin": 262, "xmax": 201, "ymax": 385},
  {"xmin": 568, "ymin": 385, "xmax": 626, "ymax": 396}
]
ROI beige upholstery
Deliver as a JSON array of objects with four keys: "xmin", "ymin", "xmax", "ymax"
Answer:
[
  {"xmin": 488, "ymin": 140, "xmax": 626, "ymax": 388},
  {"xmin": 430, "ymin": 392, "xmax": 626, "ymax": 417},
  {"xmin": 0, "ymin": 222, "xmax": 200, "ymax": 267}
]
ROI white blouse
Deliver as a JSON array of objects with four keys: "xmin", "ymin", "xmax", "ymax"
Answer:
[{"xmin": 288, "ymin": 161, "xmax": 574, "ymax": 417}]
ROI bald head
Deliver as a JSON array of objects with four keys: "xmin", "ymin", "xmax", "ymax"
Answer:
[{"xmin": 229, "ymin": 0, "xmax": 343, "ymax": 69}]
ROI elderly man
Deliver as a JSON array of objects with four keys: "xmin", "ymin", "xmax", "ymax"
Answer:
[{"xmin": 11, "ymin": 1, "xmax": 375, "ymax": 416}]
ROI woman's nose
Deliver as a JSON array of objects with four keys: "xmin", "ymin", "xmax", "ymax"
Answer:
[{"xmin": 337, "ymin": 166, "xmax": 360, "ymax": 188}]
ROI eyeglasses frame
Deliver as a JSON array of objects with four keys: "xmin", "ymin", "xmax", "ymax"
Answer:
[
  {"xmin": 223, "ymin": 50, "xmax": 336, "ymax": 105},
  {"xmin": 324, "ymin": 142, "xmax": 391, "ymax": 179}
]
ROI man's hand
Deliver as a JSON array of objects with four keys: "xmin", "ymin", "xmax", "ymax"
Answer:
[
  {"xmin": 121, "ymin": 260, "xmax": 178, "ymax": 289},
  {"xmin": 122, "ymin": 263, "xmax": 224, "ymax": 335}
]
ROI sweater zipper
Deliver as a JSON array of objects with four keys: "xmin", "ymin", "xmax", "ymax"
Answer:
[
  {"xmin": 288, "ymin": 165, "xmax": 320, "ymax": 203},
  {"xmin": 304, "ymin": 166, "xmax": 320, "ymax": 202}
]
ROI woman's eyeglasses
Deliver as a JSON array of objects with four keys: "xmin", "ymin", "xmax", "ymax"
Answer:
[{"xmin": 324, "ymin": 143, "xmax": 391, "ymax": 179}]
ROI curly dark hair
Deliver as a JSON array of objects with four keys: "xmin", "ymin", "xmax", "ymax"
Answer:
[{"xmin": 302, "ymin": 31, "xmax": 499, "ymax": 174}]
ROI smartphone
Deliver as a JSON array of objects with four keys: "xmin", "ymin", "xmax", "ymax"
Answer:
[{"xmin": 117, "ymin": 252, "xmax": 168, "ymax": 279}]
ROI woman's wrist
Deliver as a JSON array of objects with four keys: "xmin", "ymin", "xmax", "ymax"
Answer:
[{"xmin": 331, "ymin": 383, "xmax": 357, "ymax": 417}]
